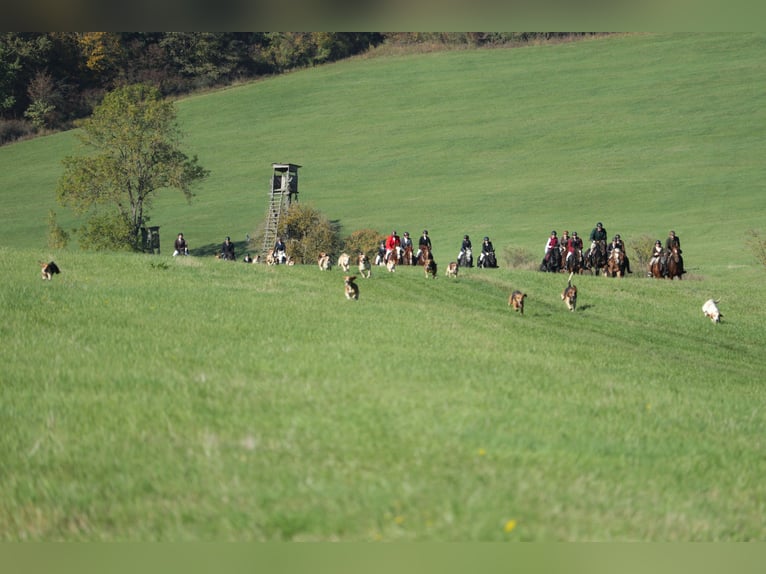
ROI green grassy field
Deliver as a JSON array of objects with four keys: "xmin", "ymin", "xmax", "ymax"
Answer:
[{"xmin": 1, "ymin": 33, "xmax": 766, "ymax": 541}]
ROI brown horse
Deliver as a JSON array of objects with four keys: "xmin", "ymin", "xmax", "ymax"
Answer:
[
  {"xmin": 418, "ymin": 246, "xmax": 431, "ymax": 266},
  {"xmin": 402, "ymin": 244, "xmax": 413, "ymax": 265},
  {"xmin": 666, "ymin": 246, "xmax": 683, "ymax": 280},
  {"xmin": 605, "ymin": 248, "xmax": 624, "ymax": 278}
]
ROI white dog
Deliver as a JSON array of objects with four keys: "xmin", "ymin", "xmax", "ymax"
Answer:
[{"xmin": 702, "ymin": 299, "xmax": 722, "ymax": 323}]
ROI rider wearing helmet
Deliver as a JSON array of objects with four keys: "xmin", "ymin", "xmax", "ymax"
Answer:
[
  {"xmin": 589, "ymin": 222, "xmax": 607, "ymax": 243},
  {"xmin": 458, "ymin": 234, "xmax": 473, "ymax": 267},
  {"xmin": 479, "ymin": 236, "xmax": 496, "ymax": 268},
  {"xmin": 416, "ymin": 229, "xmax": 432, "ymax": 261},
  {"xmin": 607, "ymin": 234, "xmax": 633, "ymax": 273},
  {"xmin": 649, "ymin": 239, "xmax": 665, "ymax": 276}
]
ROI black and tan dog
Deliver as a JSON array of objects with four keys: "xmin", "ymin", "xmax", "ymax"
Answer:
[
  {"xmin": 344, "ymin": 275, "xmax": 359, "ymax": 300},
  {"xmin": 561, "ymin": 271, "xmax": 577, "ymax": 312},
  {"xmin": 508, "ymin": 290, "xmax": 527, "ymax": 314},
  {"xmin": 424, "ymin": 255, "xmax": 437, "ymax": 279},
  {"xmin": 40, "ymin": 260, "xmax": 60, "ymax": 281}
]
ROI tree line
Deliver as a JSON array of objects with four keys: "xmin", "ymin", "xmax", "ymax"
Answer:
[{"xmin": 1, "ymin": 32, "xmax": 597, "ymax": 145}]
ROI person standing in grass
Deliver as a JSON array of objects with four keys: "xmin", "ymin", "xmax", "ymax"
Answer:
[
  {"xmin": 273, "ymin": 236, "xmax": 286, "ymax": 264},
  {"xmin": 221, "ymin": 236, "xmax": 236, "ymax": 260},
  {"xmin": 173, "ymin": 232, "xmax": 189, "ymax": 256}
]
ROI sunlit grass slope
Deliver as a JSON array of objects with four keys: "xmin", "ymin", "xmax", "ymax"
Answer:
[{"xmin": 1, "ymin": 33, "xmax": 766, "ymax": 541}]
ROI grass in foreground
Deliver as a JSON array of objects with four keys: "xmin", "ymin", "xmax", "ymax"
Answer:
[{"xmin": 1, "ymin": 248, "xmax": 765, "ymax": 540}]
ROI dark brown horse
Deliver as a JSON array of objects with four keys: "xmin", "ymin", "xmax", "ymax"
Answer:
[
  {"xmin": 585, "ymin": 240, "xmax": 607, "ymax": 276},
  {"xmin": 666, "ymin": 246, "xmax": 683, "ymax": 280},
  {"xmin": 564, "ymin": 248, "xmax": 585, "ymax": 275}
]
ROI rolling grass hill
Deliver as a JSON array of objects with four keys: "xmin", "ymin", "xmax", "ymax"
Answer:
[{"xmin": 1, "ymin": 33, "xmax": 765, "ymax": 541}]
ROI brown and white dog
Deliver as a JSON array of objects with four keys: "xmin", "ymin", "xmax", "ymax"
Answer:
[
  {"xmin": 702, "ymin": 298, "xmax": 722, "ymax": 323},
  {"xmin": 337, "ymin": 252, "xmax": 351, "ymax": 272},
  {"xmin": 561, "ymin": 272, "xmax": 577, "ymax": 312},
  {"xmin": 344, "ymin": 275, "xmax": 359, "ymax": 300},
  {"xmin": 266, "ymin": 252, "xmax": 276, "ymax": 266},
  {"xmin": 318, "ymin": 252, "xmax": 331, "ymax": 271},
  {"xmin": 357, "ymin": 252, "xmax": 371, "ymax": 278},
  {"xmin": 508, "ymin": 290, "xmax": 527, "ymax": 314},
  {"xmin": 424, "ymin": 257, "xmax": 437, "ymax": 279},
  {"xmin": 40, "ymin": 260, "xmax": 60, "ymax": 281},
  {"xmin": 445, "ymin": 261, "xmax": 458, "ymax": 278},
  {"xmin": 386, "ymin": 253, "xmax": 397, "ymax": 273}
]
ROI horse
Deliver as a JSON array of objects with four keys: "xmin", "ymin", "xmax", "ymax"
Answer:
[
  {"xmin": 584, "ymin": 240, "xmax": 607, "ymax": 276},
  {"xmin": 539, "ymin": 246, "xmax": 560, "ymax": 273},
  {"xmin": 479, "ymin": 250, "xmax": 498, "ymax": 268},
  {"xmin": 417, "ymin": 246, "xmax": 431, "ymax": 267},
  {"xmin": 564, "ymin": 248, "xmax": 585, "ymax": 275},
  {"xmin": 649, "ymin": 252, "xmax": 666, "ymax": 278},
  {"xmin": 402, "ymin": 244, "xmax": 413, "ymax": 266},
  {"xmin": 666, "ymin": 245, "xmax": 683, "ymax": 280},
  {"xmin": 458, "ymin": 247, "xmax": 473, "ymax": 268},
  {"xmin": 604, "ymin": 247, "xmax": 625, "ymax": 278}
]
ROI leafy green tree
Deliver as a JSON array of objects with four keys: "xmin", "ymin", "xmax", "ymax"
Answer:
[{"xmin": 56, "ymin": 84, "xmax": 208, "ymax": 251}]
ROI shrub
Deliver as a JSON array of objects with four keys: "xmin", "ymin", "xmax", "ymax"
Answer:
[
  {"xmin": 46, "ymin": 209, "xmax": 70, "ymax": 249},
  {"xmin": 747, "ymin": 230, "xmax": 766, "ymax": 268},
  {"xmin": 627, "ymin": 234, "xmax": 656, "ymax": 270},
  {"xmin": 502, "ymin": 245, "xmax": 538, "ymax": 270},
  {"xmin": 342, "ymin": 228, "xmax": 385, "ymax": 258},
  {"xmin": 0, "ymin": 118, "xmax": 35, "ymax": 146},
  {"xmin": 77, "ymin": 211, "xmax": 135, "ymax": 251},
  {"xmin": 278, "ymin": 203, "xmax": 340, "ymax": 264}
]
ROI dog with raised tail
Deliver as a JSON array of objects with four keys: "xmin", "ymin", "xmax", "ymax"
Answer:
[
  {"xmin": 445, "ymin": 261, "xmax": 458, "ymax": 278},
  {"xmin": 40, "ymin": 261, "xmax": 60, "ymax": 281},
  {"xmin": 561, "ymin": 271, "xmax": 577, "ymax": 312},
  {"xmin": 344, "ymin": 275, "xmax": 359, "ymax": 300},
  {"xmin": 508, "ymin": 290, "xmax": 527, "ymax": 314},
  {"xmin": 702, "ymin": 298, "xmax": 722, "ymax": 323}
]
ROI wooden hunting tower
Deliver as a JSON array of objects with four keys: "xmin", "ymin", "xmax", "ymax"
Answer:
[{"xmin": 261, "ymin": 162, "xmax": 301, "ymax": 257}]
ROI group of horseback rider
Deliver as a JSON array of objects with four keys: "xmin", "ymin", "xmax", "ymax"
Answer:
[
  {"xmin": 377, "ymin": 230, "xmax": 434, "ymax": 266},
  {"xmin": 457, "ymin": 235, "xmax": 497, "ymax": 268},
  {"xmin": 540, "ymin": 221, "xmax": 684, "ymax": 277},
  {"xmin": 375, "ymin": 230, "xmax": 497, "ymax": 268},
  {"xmin": 648, "ymin": 230, "xmax": 685, "ymax": 277}
]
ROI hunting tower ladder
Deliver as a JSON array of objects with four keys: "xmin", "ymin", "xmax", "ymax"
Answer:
[{"xmin": 261, "ymin": 163, "xmax": 301, "ymax": 257}]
